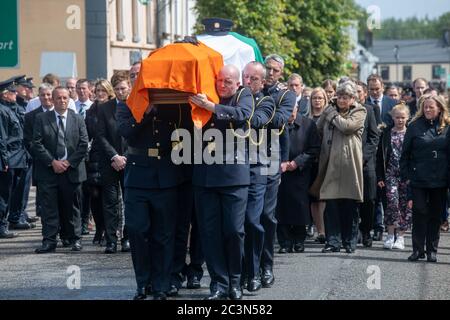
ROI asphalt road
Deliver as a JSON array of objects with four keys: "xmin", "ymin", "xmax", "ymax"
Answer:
[{"xmin": 0, "ymin": 187, "xmax": 449, "ymax": 300}]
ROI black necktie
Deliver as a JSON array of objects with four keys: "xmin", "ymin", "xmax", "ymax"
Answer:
[{"xmin": 56, "ymin": 115, "xmax": 66, "ymax": 160}]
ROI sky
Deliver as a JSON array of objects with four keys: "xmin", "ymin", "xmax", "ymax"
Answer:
[{"xmin": 355, "ymin": 0, "xmax": 450, "ymax": 20}]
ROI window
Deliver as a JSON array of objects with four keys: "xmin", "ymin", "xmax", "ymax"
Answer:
[
  {"xmin": 432, "ymin": 65, "xmax": 442, "ymax": 80},
  {"xmin": 403, "ymin": 66, "xmax": 412, "ymax": 81},
  {"xmin": 380, "ymin": 66, "xmax": 390, "ymax": 81},
  {"xmin": 116, "ymin": 0, "xmax": 125, "ymax": 41}
]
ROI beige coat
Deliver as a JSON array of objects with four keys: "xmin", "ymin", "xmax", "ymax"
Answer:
[{"xmin": 310, "ymin": 103, "xmax": 367, "ymax": 202}]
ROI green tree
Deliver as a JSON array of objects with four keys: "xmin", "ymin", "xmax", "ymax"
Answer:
[
  {"xmin": 194, "ymin": 0, "xmax": 363, "ymax": 85},
  {"xmin": 284, "ymin": 0, "xmax": 362, "ymax": 85},
  {"xmin": 194, "ymin": 0, "xmax": 299, "ymax": 72}
]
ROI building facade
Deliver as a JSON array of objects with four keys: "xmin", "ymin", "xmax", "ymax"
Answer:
[
  {"xmin": 0, "ymin": 0, "xmax": 197, "ymax": 84},
  {"xmin": 370, "ymin": 39, "xmax": 450, "ymax": 89}
]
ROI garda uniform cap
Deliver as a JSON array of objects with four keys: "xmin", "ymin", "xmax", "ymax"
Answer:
[
  {"xmin": 0, "ymin": 78, "xmax": 17, "ymax": 94},
  {"xmin": 12, "ymin": 75, "xmax": 35, "ymax": 89},
  {"xmin": 201, "ymin": 18, "xmax": 233, "ymax": 36}
]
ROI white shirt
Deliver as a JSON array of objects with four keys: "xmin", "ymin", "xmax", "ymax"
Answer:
[
  {"xmin": 41, "ymin": 105, "xmax": 54, "ymax": 112},
  {"xmin": 370, "ymin": 94, "xmax": 383, "ymax": 114},
  {"xmin": 75, "ymin": 99, "xmax": 93, "ymax": 119},
  {"xmin": 27, "ymin": 97, "xmax": 77, "ymax": 113},
  {"xmin": 55, "ymin": 110, "xmax": 68, "ymax": 160}
]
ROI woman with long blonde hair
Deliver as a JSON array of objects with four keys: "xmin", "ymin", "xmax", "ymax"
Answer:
[{"xmin": 400, "ymin": 94, "xmax": 450, "ymax": 262}]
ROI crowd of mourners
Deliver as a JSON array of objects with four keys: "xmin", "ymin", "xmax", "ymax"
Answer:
[{"xmin": 1, "ymin": 52, "xmax": 449, "ymax": 300}]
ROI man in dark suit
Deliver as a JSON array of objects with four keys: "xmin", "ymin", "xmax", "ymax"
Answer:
[
  {"xmin": 366, "ymin": 74, "xmax": 397, "ymax": 127},
  {"xmin": 366, "ymin": 74, "xmax": 398, "ymax": 241},
  {"xmin": 97, "ymin": 71, "xmax": 130, "ymax": 254},
  {"xmin": 288, "ymin": 73, "xmax": 309, "ymax": 117},
  {"xmin": 408, "ymin": 78, "xmax": 428, "ymax": 118},
  {"xmin": 31, "ymin": 87, "xmax": 88, "ymax": 253},
  {"xmin": 189, "ymin": 65, "xmax": 254, "ymax": 300},
  {"xmin": 356, "ymin": 81, "xmax": 380, "ymax": 247},
  {"xmin": 23, "ymin": 83, "xmax": 55, "ymax": 221}
]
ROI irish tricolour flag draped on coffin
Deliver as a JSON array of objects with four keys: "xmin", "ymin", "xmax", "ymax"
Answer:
[{"xmin": 126, "ymin": 18, "xmax": 263, "ymax": 129}]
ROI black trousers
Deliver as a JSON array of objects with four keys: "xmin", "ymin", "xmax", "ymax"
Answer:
[
  {"xmin": 0, "ymin": 170, "xmax": 14, "ymax": 227},
  {"xmin": 80, "ymin": 181, "xmax": 91, "ymax": 227},
  {"xmin": 102, "ymin": 172, "xmax": 128, "ymax": 244},
  {"xmin": 171, "ymin": 182, "xmax": 196, "ymax": 289},
  {"xmin": 243, "ymin": 182, "xmax": 266, "ymax": 279},
  {"xmin": 260, "ymin": 173, "xmax": 280, "ymax": 272},
  {"xmin": 359, "ymin": 199, "xmax": 375, "ymax": 234},
  {"xmin": 195, "ymin": 185, "xmax": 247, "ymax": 294},
  {"xmin": 38, "ymin": 173, "xmax": 82, "ymax": 245},
  {"xmin": 325, "ymin": 199, "xmax": 359, "ymax": 250},
  {"xmin": 184, "ymin": 211, "xmax": 204, "ymax": 280},
  {"xmin": 411, "ymin": 187, "xmax": 446, "ymax": 254},
  {"xmin": 8, "ymin": 165, "xmax": 32, "ymax": 223},
  {"xmin": 88, "ymin": 184, "xmax": 104, "ymax": 236},
  {"xmin": 277, "ymin": 224, "xmax": 306, "ymax": 249},
  {"xmin": 125, "ymin": 186, "xmax": 178, "ymax": 292}
]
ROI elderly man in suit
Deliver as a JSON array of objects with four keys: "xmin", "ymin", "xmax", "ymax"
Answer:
[{"xmin": 32, "ymin": 87, "xmax": 88, "ymax": 253}]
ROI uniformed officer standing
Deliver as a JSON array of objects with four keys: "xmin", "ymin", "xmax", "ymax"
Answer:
[
  {"xmin": 117, "ymin": 99, "xmax": 188, "ymax": 300},
  {"xmin": 189, "ymin": 64, "xmax": 254, "ymax": 300},
  {"xmin": 0, "ymin": 79, "xmax": 29, "ymax": 238},
  {"xmin": 8, "ymin": 76, "xmax": 36, "ymax": 229},
  {"xmin": 260, "ymin": 54, "xmax": 296, "ymax": 288},
  {"xmin": 240, "ymin": 61, "xmax": 275, "ymax": 292}
]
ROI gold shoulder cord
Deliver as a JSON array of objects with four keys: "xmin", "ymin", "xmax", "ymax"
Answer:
[
  {"xmin": 229, "ymin": 88, "xmax": 255, "ymax": 139},
  {"xmin": 272, "ymin": 90, "xmax": 289, "ymax": 137},
  {"xmin": 249, "ymin": 96, "xmax": 269, "ymax": 146}
]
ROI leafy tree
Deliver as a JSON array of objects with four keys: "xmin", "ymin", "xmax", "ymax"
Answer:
[{"xmin": 194, "ymin": 0, "xmax": 363, "ymax": 85}]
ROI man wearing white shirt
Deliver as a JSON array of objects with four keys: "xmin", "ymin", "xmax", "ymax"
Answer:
[
  {"xmin": 367, "ymin": 74, "xmax": 397, "ymax": 127},
  {"xmin": 74, "ymin": 79, "xmax": 93, "ymax": 120},
  {"xmin": 74, "ymin": 79, "xmax": 93, "ymax": 235},
  {"xmin": 31, "ymin": 87, "xmax": 88, "ymax": 253}
]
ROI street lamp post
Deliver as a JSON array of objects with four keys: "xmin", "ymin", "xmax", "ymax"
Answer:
[{"xmin": 394, "ymin": 45, "xmax": 399, "ymax": 84}]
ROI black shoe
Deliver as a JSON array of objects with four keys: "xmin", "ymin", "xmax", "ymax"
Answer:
[
  {"xmin": 427, "ymin": 252, "xmax": 437, "ymax": 263},
  {"xmin": 166, "ymin": 285, "xmax": 178, "ymax": 297},
  {"xmin": 0, "ymin": 229, "xmax": 17, "ymax": 239},
  {"xmin": 408, "ymin": 251, "xmax": 425, "ymax": 261},
  {"xmin": 344, "ymin": 246, "xmax": 355, "ymax": 254},
  {"xmin": 322, "ymin": 245, "xmax": 340, "ymax": 253},
  {"xmin": 153, "ymin": 291, "xmax": 167, "ymax": 300},
  {"xmin": 294, "ymin": 242, "xmax": 305, "ymax": 253},
  {"xmin": 9, "ymin": 221, "xmax": 34, "ymax": 230},
  {"xmin": 81, "ymin": 224, "xmax": 90, "ymax": 235},
  {"xmin": 362, "ymin": 233, "xmax": 373, "ymax": 247},
  {"xmin": 61, "ymin": 239, "xmax": 71, "ymax": 247},
  {"xmin": 186, "ymin": 276, "xmax": 201, "ymax": 289},
  {"xmin": 121, "ymin": 239, "xmax": 130, "ymax": 252},
  {"xmin": 372, "ymin": 230, "xmax": 383, "ymax": 241},
  {"xmin": 247, "ymin": 278, "xmax": 262, "ymax": 292},
  {"xmin": 278, "ymin": 247, "xmax": 288, "ymax": 254},
  {"xmin": 92, "ymin": 231, "xmax": 104, "ymax": 245},
  {"xmin": 229, "ymin": 287, "xmax": 243, "ymax": 300},
  {"xmin": 205, "ymin": 290, "xmax": 228, "ymax": 300},
  {"xmin": 315, "ymin": 234, "xmax": 326, "ymax": 244},
  {"xmin": 35, "ymin": 243, "xmax": 56, "ymax": 254},
  {"xmin": 261, "ymin": 269, "xmax": 274, "ymax": 288},
  {"xmin": 133, "ymin": 287, "xmax": 147, "ymax": 300},
  {"xmin": 104, "ymin": 242, "xmax": 117, "ymax": 254},
  {"xmin": 26, "ymin": 216, "xmax": 39, "ymax": 223},
  {"xmin": 71, "ymin": 240, "xmax": 82, "ymax": 251}
]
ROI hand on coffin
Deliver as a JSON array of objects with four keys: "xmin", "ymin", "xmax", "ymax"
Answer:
[{"xmin": 189, "ymin": 94, "xmax": 215, "ymax": 112}]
